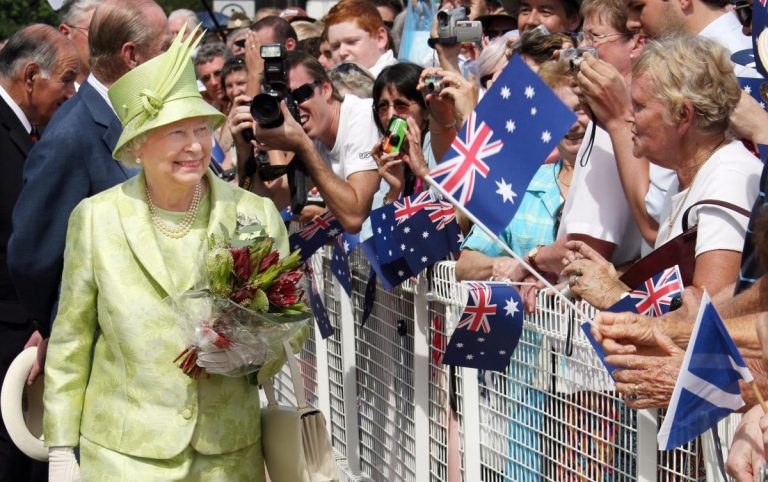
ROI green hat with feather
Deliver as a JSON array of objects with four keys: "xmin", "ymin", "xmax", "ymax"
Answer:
[{"xmin": 108, "ymin": 25, "xmax": 226, "ymax": 161}]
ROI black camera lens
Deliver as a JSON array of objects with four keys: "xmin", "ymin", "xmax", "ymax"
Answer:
[{"xmin": 250, "ymin": 93, "xmax": 284, "ymax": 129}]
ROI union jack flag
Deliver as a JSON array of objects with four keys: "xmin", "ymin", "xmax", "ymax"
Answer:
[
  {"xmin": 629, "ymin": 267, "xmax": 684, "ymax": 316},
  {"xmin": 443, "ymin": 282, "xmax": 524, "ymax": 371},
  {"xmin": 427, "ymin": 200, "xmax": 457, "ymax": 231},
  {"xmin": 394, "ymin": 191, "xmax": 437, "ymax": 223},
  {"xmin": 607, "ymin": 265, "xmax": 684, "ymax": 317},
  {"xmin": 430, "ymin": 112, "xmax": 503, "ymax": 205},
  {"xmin": 289, "ymin": 210, "xmax": 342, "ymax": 261},
  {"xmin": 297, "ymin": 210, "xmax": 338, "ymax": 240},
  {"xmin": 429, "ymin": 55, "xmax": 576, "ymax": 236},
  {"xmin": 456, "ymin": 282, "xmax": 496, "ymax": 333}
]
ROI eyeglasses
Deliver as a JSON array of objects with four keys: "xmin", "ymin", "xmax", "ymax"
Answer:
[
  {"xmin": 65, "ymin": 24, "xmax": 89, "ymax": 35},
  {"xmin": 576, "ymin": 31, "xmax": 631, "ymax": 46},
  {"xmin": 733, "ymin": 0, "xmax": 752, "ymax": 28},
  {"xmin": 375, "ymin": 99, "xmax": 417, "ymax": 117}
]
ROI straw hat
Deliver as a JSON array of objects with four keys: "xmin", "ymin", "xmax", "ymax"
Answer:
[
  {"xmin": 108, "ymin": 25, "xmax": 226, "ymax": 161},
  {"xmin": 0, "ymin": 347, "xmax": 47, "ymax": 461}
]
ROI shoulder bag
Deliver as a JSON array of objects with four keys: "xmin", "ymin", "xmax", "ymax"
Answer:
[{"xmin": 261, "ymin": 341, "xmax": 339, "ymax": 482}]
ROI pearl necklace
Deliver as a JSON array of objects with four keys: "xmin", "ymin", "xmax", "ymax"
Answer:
[{"xmin": 145, "ymin": 182, "xmax": 202, "ymax": 239}]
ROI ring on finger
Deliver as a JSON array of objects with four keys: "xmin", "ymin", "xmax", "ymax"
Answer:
[{"xmin": 569, "ymin": 274, "xmax": 580, "ymax": 286}]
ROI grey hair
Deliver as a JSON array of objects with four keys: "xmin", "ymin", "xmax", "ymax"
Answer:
[
  {"xmin": 194, "ymin": 42, "xmax": 232, "ymax": 67},
  {"xmin": 59, "ymin": 0, "xmax": 103, "ymax": 26},
  {"xmin": 328, "ymin": 62, "xmax": 375, "ymax": 98},
  {"xmin": 0, "ymin": 24, "xmax": 64, "ymax": 80},
  {"xmin": 476, "ymin": 35, "xmax": 509, "ymax": 81},
  {"xmin": 169, "ymin": 9, "xmax": 198, "ymax": 31}
]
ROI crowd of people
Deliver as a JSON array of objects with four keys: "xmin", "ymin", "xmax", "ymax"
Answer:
[{"xmin": 2, "ymin": 0, "xmax": 768, "ymax": 479}]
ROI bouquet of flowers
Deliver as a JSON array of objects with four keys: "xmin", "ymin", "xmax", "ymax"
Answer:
[{"xmin": 170, "ymin": 218, "xmax": 311, "ymax": 379}]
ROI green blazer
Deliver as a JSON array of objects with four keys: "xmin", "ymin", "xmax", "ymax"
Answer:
[{"xmin": 43, "ymin": 172, "xmax": 306, "ymax": 460}]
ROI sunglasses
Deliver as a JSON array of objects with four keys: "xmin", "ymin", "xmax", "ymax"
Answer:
[
  {"xmin": 733, "ymin": 0, "xmax": 752, "ymax": 27},
  {"xmin": 290, "ymin": 80, "xmax": 322, "ymax": 104}
]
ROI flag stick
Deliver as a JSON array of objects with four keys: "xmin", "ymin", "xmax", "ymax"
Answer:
[
  {"xmin": 750, "ymin": 381, "xmax": 768, "ymax": 414},
  {"xmin": 422, "ymin": 174, "xmax": 590, "ymax": 322}
]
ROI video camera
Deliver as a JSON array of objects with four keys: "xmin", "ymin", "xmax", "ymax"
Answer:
[
  {"xmin": 430, "ymin": 7, "xmax": 482, "ymax": 46},
  {"xmin": 247, "ymin": 44, "xmax": 314, "ymax": 214}
]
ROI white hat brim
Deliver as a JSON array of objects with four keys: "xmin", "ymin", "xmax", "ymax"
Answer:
[{"xmin": 0, "ymin": 347, "xmax": 47, "ymax": 461}]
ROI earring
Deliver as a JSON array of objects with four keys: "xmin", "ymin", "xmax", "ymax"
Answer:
[{"xmin": 135, "ymin": 157, "xmax": 142, "ymax": 165}]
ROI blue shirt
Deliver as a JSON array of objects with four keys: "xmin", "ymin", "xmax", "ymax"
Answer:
[{"xmin": 461, "ymin": 161, "xmax": 563, "ymax": 257}]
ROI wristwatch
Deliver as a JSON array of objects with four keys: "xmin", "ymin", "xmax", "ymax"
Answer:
[{"xmin": 526, "ymin": 245, "xmax": 543, "ymax": 272}]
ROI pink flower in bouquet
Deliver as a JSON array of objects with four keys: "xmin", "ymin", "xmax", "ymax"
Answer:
[
  {"xmin": 267, "ymin": 270, "xmax": 305, "ymax": 307},
  {"xmin": 231, "ymin": 247, "xmax": 253, "ymax": 281}
]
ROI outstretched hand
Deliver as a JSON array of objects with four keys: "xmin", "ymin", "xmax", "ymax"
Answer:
[{"xmin": 606, "ymin": 328, "xmax": 683, "ymax": 408}]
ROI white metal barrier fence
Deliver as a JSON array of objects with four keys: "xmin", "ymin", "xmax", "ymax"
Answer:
[{"xmin": 269, "ymin": 248, "xmax": 721, "ymax": 482}]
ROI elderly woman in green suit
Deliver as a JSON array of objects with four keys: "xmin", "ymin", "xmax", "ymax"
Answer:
[{"xmin": 42, "ymin": 29, "xmax": 307, "ymax": 482}]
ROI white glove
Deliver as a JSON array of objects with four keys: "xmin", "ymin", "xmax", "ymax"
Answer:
[
  {"xmin": 194, "ymin": 326, "xmax": 266, "ymax": 375},
  {"xmin": 49, "ymin": 447, "xmax": 81, "ymax": 482},
  {"xmin": 196, "ymin": 343, "xmax": 267, "ymax": 375}
]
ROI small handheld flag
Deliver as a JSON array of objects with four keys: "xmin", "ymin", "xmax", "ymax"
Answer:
[
  {"xmin": 657, "ymin": 292, "xmax": 752, "ymax": 450},
  {"xmin": 442, "ymin": 282, "xmax": 524, "ymax": 371}
]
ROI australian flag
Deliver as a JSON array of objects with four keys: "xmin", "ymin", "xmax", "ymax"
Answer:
[
  {"xmin": 359, "ymin": 238, "xmax": 413, "ymax": 291},
  {"xmin": 306, "ymin": 270, "xmax": 334, "ymax": 339},
  {"xmin": 288, "ymin": 210, "xmax": 342, "ymax": 261},
  {"xmin": 753, "ymin": 0, "xmax": 768, "ymax": 77},
  {"xmin": 429, "ymin": 55, "xmax": 576, "ymax": 236},
  {"xmin": 657, "ymin": 293, "xmax": 753, "ymax": 450},
  {"xmin": 582, "ymin": 266, "xmax": 684, "ymax": 378},
  {"xmin": 442, "ymin": 282, "xmax": 524, "ymax": 371},
  {"xmin": 331, "ymin": 235, "xmax": 353, "ymax": 296},
  {"xmin": 371, "ymin": 191, "xmax": 461, "ymax": 264},
  {"xmin": 739, "ymin": 76, "xmax": 768, "ymax": 111}
]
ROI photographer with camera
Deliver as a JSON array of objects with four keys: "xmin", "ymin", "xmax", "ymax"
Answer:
[{"xmin": 244, "ymin": 50, "xmax": 382, "ymax": 235}]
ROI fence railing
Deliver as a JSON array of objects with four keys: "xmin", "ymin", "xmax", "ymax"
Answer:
[{"xmin": 268, "ymin": 248, "xmax": 737, "ymax": 482}]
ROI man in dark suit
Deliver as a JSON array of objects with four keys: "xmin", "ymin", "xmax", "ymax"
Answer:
[
  {"xmin": 0, "ymin": 24, "xmax": 78, "ymax": 482},
  {"xmin": 7, "ymin": 0, "xmax": 168, "ymax": 385}
]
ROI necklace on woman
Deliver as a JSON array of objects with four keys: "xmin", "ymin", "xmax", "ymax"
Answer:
[
  {"xmin": 145, "ymin": 182, "xmax": 203, "ymax": 239},
  {"xmin": 664, "ymin": 138, "xmax": 728, "ymax": 233}
]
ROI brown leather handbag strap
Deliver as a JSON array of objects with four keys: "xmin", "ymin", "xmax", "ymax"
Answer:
[{"xmin": 681, "ymin": 199, "xmax": 752, "ymax": 232}]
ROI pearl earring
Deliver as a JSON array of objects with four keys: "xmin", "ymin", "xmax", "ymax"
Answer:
[{"xmin": 135, "ymin": 157, "xmax": 142, "ymax": 165}]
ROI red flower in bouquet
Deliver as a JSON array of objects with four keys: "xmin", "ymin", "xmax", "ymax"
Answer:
[
  {"xmin": 231, "ymin": 247, "xmax": 253, "ymax": 281},
  {"xmin": 267, "ymin": 270, "xmax": 305, "ymax": 307}
]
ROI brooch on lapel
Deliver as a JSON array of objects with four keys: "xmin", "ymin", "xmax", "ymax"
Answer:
[{"xmin": 235, "ymin": 212, "xmax": 267, "ymax": 242}]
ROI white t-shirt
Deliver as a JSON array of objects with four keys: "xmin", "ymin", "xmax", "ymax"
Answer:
[
  {"xmin": 654, "ymin": 140, "xmax": 761, "ymax": 256},
  {"xmin": 314, "ymin": 94, "xmax": 379, "ymax": 180},
  {"xmin": 699, "ymin": 12, "xmax": 752, "ymax": 54},
  {"xmin": 368, "ymin": 50, "xmax": 397, "ymax": 78},
  {"xmin": 558, "ymin": 122, "xmax": 642, "ymax": 265}
]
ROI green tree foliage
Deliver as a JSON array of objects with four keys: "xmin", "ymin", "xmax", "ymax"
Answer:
[{"xmin": 0, "ymin": 0, "xmax": 202, "ymax": 40}]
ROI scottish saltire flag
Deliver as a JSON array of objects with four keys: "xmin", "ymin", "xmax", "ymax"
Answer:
[
  {"xmin": 657, "ymin": 293, "xmax": 753, "ymax": 450},
  {"xmin": 754, "ymin": 0, "xmax": 768, "ymax": 77},
  {"xmin": 288, "ymin": 210, "xmax": 342, "ymax": 261},
  {"xmin": 307, "ymin": 270, "xmax": 334, "ymax": 339},
  {"xmin": 607, "ymin": 266, "xmax": 683, "ymax": 317},
  {"xmin": 442, "ymin": 282, "xmax": 524, "ymax": 371},
  {"xmin": 331, "ymin": 235, "xmax": 353, "ymax": 296},
  {"xmin": 429, "ymin": 56, "xmax": 576, "ymax": 235},
  {"xmin": 585, "ymin": 266, "xmax": 684, "ymax": 378},
  {"xmin": 359, "ymin": 238, "xmax": 413, "ymax": 290},
  {"xmin": 739, "ymin": 77, "xmax": 768, "ymax": 110}
]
